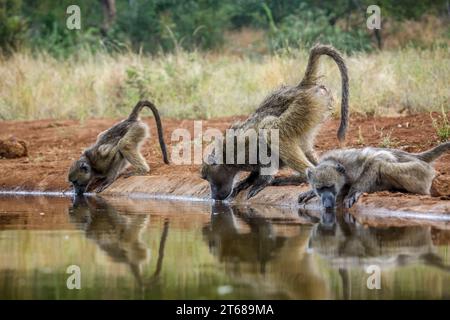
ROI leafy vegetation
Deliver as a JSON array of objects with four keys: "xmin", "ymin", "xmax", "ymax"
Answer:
[
  {"xmin": 431, "ymin": 108, "xmax": 450, "ymax": 142},
  {"xmin": 1, "ymin": 0, "xmax": 449, "ymax": 56},
  {"xmin": 0, "ymin": 1, "xmax": 448, "ymax": 120}
]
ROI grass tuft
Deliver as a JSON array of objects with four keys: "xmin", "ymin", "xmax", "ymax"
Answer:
[
  {"xmin": 431, "ymin": 107, "xmax": 450, "ymax": 142},
  {"xmin": 0, "ymin": 47, "xmax": 449, "ymax": 121}
]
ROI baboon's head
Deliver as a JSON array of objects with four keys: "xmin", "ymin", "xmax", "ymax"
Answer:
[
  {"xmin": 306, "ymin": 161, "xmax": 346, "ymax": 209},
  {"xmin": 201, "ymin": 155, "xmax": 238, "ymax": 201},
  {"xmin": 68, "ymin": 157, "xmax": 92, "ymax": 195}
]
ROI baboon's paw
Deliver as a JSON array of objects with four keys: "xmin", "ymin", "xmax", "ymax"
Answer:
[
  {"xmin": 298, "ymin": 191, "xmax": 315, "ymax": 204},
  {"xmin": 343, "ymin": 192, "xmax": 362, "ymax": 208},
  {"xmin": 246, "ymin": 186, "xmax": 263, "ymax": 200}
]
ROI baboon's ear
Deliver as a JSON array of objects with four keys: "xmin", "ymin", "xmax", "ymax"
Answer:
[
  {"xmin": 335, "ymin": 163, "xmax": 346, "ymax": 174},
  {"xmin": 306, "ymin": 167, "xmax": 313, "ymax": 180}
]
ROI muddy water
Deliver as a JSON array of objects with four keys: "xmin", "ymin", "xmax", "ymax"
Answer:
[{"xmin": 1, "ymin": 195, "xmax": 450, "ymax": 300}]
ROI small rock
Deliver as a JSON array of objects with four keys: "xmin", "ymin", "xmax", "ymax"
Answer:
[
  {"xmin": 0, "ymin": 137, "xmax": 28, "ymax": 159},
  {"xmin": 39, "ymin": 212, "xmax": 45, "ymax": 216}
]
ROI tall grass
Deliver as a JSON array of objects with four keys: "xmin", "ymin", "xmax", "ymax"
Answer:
[{"xmin": 0, "ymin": 47, "xmax": 448, "ymax": 121}]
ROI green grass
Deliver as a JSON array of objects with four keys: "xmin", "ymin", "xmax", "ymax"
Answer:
[
  {"xmin": 0, "ymin": 47, "xmax": 449, "ymax": 121},
  {"xmin": 431, "ymin": 107, "xmax": 450, "ymax": 142}
]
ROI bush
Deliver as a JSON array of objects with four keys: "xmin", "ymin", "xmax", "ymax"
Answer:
[
  {"xmin": 265, "ymin": 5, "xmax": 373, "ymax": 54},
  {"xmin": 0, "ymin": 0, "xmax": 27, "ymax": 54}
]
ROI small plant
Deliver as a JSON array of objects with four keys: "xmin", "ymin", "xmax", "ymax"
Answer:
[
  {"xmin": 378, "ymin": 128, "xmax": 395, "ymax": 148},
  {"xmin": 357, "ymin": 126, "xmax": 365, "ymax": 145},
  {"xmin": 431, "ymin": 107, "xmax": 450, "ymax": 142}
]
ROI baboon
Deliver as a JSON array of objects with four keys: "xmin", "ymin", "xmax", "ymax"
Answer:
[
  {"xmin": 68, "ymin": 100, "xmax": 169, "ymax": 195},
  {"xmin": 201, "ymin": 44, "xmax": 349, "ymax": 200},
  {"xmin": 298, "ymin": 142, "xmax": 450, "ymax": 209}
]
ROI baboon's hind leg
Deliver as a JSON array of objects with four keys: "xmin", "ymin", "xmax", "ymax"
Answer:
[
  {"xmin": 278, "ymin": 140, "xmax": 315, "ymax": 176},
  {"xmin": 118, "ymin": 124, "xmax": 150, "ymax": 176},
  {"xmin": 379, "ymin": 161, "xmax": 435, "ymax": 195},
  {"xmin": 344, "ymin": 160, "xmax": 434, "ymax": 208}
]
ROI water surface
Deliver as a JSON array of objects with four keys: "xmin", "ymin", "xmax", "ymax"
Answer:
[{"xmin": 0, "ymin": 195, "xmax": 450, "ymax": 299}]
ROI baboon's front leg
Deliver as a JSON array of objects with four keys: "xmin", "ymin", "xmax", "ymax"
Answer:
[
  {"xmin": 298, "ymin": 189, "xmax": 316, "ymax": 204},
  {"xmin": 95, "ymin": 155, "xmax": 125, "ymax": 193},
  {"xmin": 95, "ymin": 177, "xmax": 115, "ymax": 193},
  {"xmin": 342, "ymin": 163, "xmax": 379, "ymax": 208},
  {"xmin": 227, "ymin": 171, "xmax": 260, "ymax": 200},
  {"xmin": 246, "ymin": 175, "xmax": 274, "ymax": 199},
  {"xmin": 343, "ymin": 190, "xmax": 363, "ymax": 208}
]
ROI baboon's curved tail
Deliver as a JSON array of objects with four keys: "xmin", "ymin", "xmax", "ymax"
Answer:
[
  {"xmin": 129, "ymin": 100, "xmax": 169, "ymax": 164},
  {"xmin": 299, "ymin": 44, "xmax": 349, "ymax": 142},
  {"xmin": 414, "ymin": 142, "xmax": 450, "ymax": 163}
]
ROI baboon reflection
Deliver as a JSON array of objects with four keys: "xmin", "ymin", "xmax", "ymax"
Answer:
[
  {"xmin": 69, "ymin": 196, "xmax": 169, "ymax": 287},
  {"xmin": 308, "ymin": 211, "xmax": 450, "ymax": 299},
  {"xmin": 203, "ymin": 204, "xmax": 450, "ymax": 298},
  {"xmin": 308, "ymin": 211, "xmax": 450, "ymax": 270},
  {"xmin": 202, "ymin": 203, "xmax": 288, "ymax": 273}
]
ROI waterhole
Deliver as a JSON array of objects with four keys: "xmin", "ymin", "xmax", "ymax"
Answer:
[{"xmin": 0, "ymin": 195, "xmax": 449, "ymax": 299}]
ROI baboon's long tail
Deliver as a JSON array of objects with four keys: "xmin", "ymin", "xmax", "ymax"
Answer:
[
  {"xmin": 129, "ymin": 100, "xmax": 170, "ymax": 164},
  {"xmin": 414, "ymin": 142, "xmax": 450, "ymax": 163},
  {"xmin": 299, "ymin": 44, "xmax": 349, "ymax": 142}
]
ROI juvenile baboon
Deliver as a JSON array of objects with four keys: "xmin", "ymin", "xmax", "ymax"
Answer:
[
  {"xmin": 298, "ymin": 142, "xmax": 450, "ymax": 209},
  {"xmin": 201, "ymin": 44, "xmax": 349, "ymax": 200},
  {"xmin": 68, "ymin": 100, "xmax": 169, "ymax": 195}
]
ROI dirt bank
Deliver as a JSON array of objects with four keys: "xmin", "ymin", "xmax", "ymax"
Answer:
[{"xmin": 0, "ymin": 113, "xmax": 449, "ymax": 214}]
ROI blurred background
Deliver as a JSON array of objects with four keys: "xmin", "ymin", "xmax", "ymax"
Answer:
[
  {"xmin": 2, "ymin": 0, "xmax": 449, "ymax": 55},
  {"xmin": 0, "ymin": 0, "xmax": 448, "ymax": 120}
]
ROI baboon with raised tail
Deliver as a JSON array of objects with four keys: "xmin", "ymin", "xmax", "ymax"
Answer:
[
  {"xmin": 68, "ymin": 100, "xmax": 169, "ymax": 195},
  {"xmin": 201, "ymin": 44, "xmax": 349, "ymax": 200}
]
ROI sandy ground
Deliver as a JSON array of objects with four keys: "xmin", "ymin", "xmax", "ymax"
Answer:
[{"xmin": 0, "ymin": 113, "xmax": 449, "ymax": 206}]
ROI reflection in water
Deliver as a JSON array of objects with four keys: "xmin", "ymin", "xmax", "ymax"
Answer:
[
  {"xmin": 69, "ymin": 196, "xmax": 169, "ymax": 288},
  {"xmin": 202, "ymin": 204, "xmax": 287, "ymax": 274},
  {"xmin": 0, "ymin": 195, "xmax": 450, "ymax": 299},
  {"xmin": 307, "ymin": 209, "xmax": 450, "ymax": 299}
]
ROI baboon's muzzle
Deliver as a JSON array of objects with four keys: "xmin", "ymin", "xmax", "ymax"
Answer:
[
  {"xmin": 210, "ymin": 186, "xmax": 231, "ymax": 201},
  {"xmin": 72, "ymin": 183, "xmax": 87, "ymax": 195},
  {"xmin": 320, "ymin": 192, "xmax": 336, "ymax": 209}
]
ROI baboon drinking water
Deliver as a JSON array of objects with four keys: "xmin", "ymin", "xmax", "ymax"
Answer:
[
  {"xmin": 201, "ymin": 44, "xmax": 349, "ymax": 200},
  {"xmin": 298, "ymin": 142, "xmax": 450, "ymax": 209},
  {"xmin": 68, "ymin": 100, "xmax": 169, "ymax": 195}
]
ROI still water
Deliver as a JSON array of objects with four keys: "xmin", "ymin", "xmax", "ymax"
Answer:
[{"xmin": 0, "ymin": 195, "xmax": 449, "ymax": 300}]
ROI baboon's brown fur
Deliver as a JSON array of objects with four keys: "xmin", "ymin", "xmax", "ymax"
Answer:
[
  {"xmin": 68, "ymin": 100, "xmax": 169, "ymax": 195},
  {"xmin": 201, "ymin": 44, "xmax": 349, "ymax": 200}
]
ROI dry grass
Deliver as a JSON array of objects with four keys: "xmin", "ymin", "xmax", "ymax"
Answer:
[{"xmin": 0, "ymin": 46, "xmax": 448, "ymax": 121}]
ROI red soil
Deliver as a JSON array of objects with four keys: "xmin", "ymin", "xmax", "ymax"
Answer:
[{"xmin": 0, "ymin": 113, "xmax": 449, "ymax": 198}]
